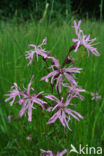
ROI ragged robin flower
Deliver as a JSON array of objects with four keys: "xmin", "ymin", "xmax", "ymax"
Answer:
[
  {"xmin": 62, "ymin": 83, "xmax": 85, "ymax": 100},
  {"xmin": 40, "ymin": 149, "xmax": 67, "ymax": 156},
  {"xmin": 25, "ymin": 37, "xmax": 50, "ymax": 65},
  {"xmin": 5, "ymin": 75, "xmax": 47, "ymax": 122},
  {"xmin": 41, "ymin": 57, "xmax": 82, "ymax": 93},
  {"xmin": 45, "ymin": 95, "xmax": 83, "ymax": 131},
  {"xmin": 72, "ymin": 20, "xmax": 100, "ymax": 56}
]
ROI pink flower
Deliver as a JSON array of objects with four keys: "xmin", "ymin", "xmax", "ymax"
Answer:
[
  {"xmin": 72, "ymin": 20, "xmax": 100, "ymax": 56},
  {"xmin": 8, "ymin": 115, "xmax": 13, "ymax": 123},
  {"xmin": 5, "ymin": 75, "xmax": 47, "ymax": 122},
  {"xmin": 91, "ymin": 92, "xmax": 101, "ymax": 102},
  {"xmin": 57, "ymin": 149, "xmax": 67, "ymax": 156},
  {"xmin": 45, "ymin": 95, "xmax": 83, "ymax": 131},
  {"xmin": 26, "ymin": 135, "xmax": 32, "ymax": 140},
  {"xmin": 40, "ymin": 149, "xmax": 53, "ymax": 156},
  {"xmin": 41, "ymin": 57, "xmax": 82, "ymax": 93},
  {"xmin": 25, "ymin": 37, "xmax": 50, "ymax": 65},
  {"xmin": 63, "ymin": 83, "xmax": 85, "ymax": 100},
  {"xmin": 40, "ymin": 149, "xmax": 67, "ymax": 156},
  {"xmin": 5, "ymin": 83, "xmax": 21, "ymax": 106}
]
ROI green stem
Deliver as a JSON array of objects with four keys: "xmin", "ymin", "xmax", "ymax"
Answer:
[
  {"xmin": 45, "ymin": 60, "xmax": 53, "ymax": 94},
  {"xmin": 62, "ymin": 43, "xmax": 77, "ymax": 67}
]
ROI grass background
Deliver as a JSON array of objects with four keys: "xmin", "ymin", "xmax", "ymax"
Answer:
[{"xmin": 0, "ymin": 18, "xmax": 104, "ymax": 156}]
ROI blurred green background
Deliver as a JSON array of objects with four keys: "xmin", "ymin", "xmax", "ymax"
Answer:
[{"xmin": 0, "ymin": 0, "xmax": 103, "ymax": 21}]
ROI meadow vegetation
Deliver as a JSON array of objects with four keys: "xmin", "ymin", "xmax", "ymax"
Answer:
[{"xmin": 0, "ymin": 18, "xmax": 104, "ymax": 155}]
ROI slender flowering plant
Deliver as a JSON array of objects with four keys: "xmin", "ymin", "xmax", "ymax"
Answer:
[{"xmin": 4, "ymin": 20, "xmax": 100, "ymax": 155}]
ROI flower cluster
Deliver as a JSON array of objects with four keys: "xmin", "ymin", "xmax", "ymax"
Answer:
[{"xmin": 5, "ymin": 20, "xmax": 100, "ymax": 155}]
